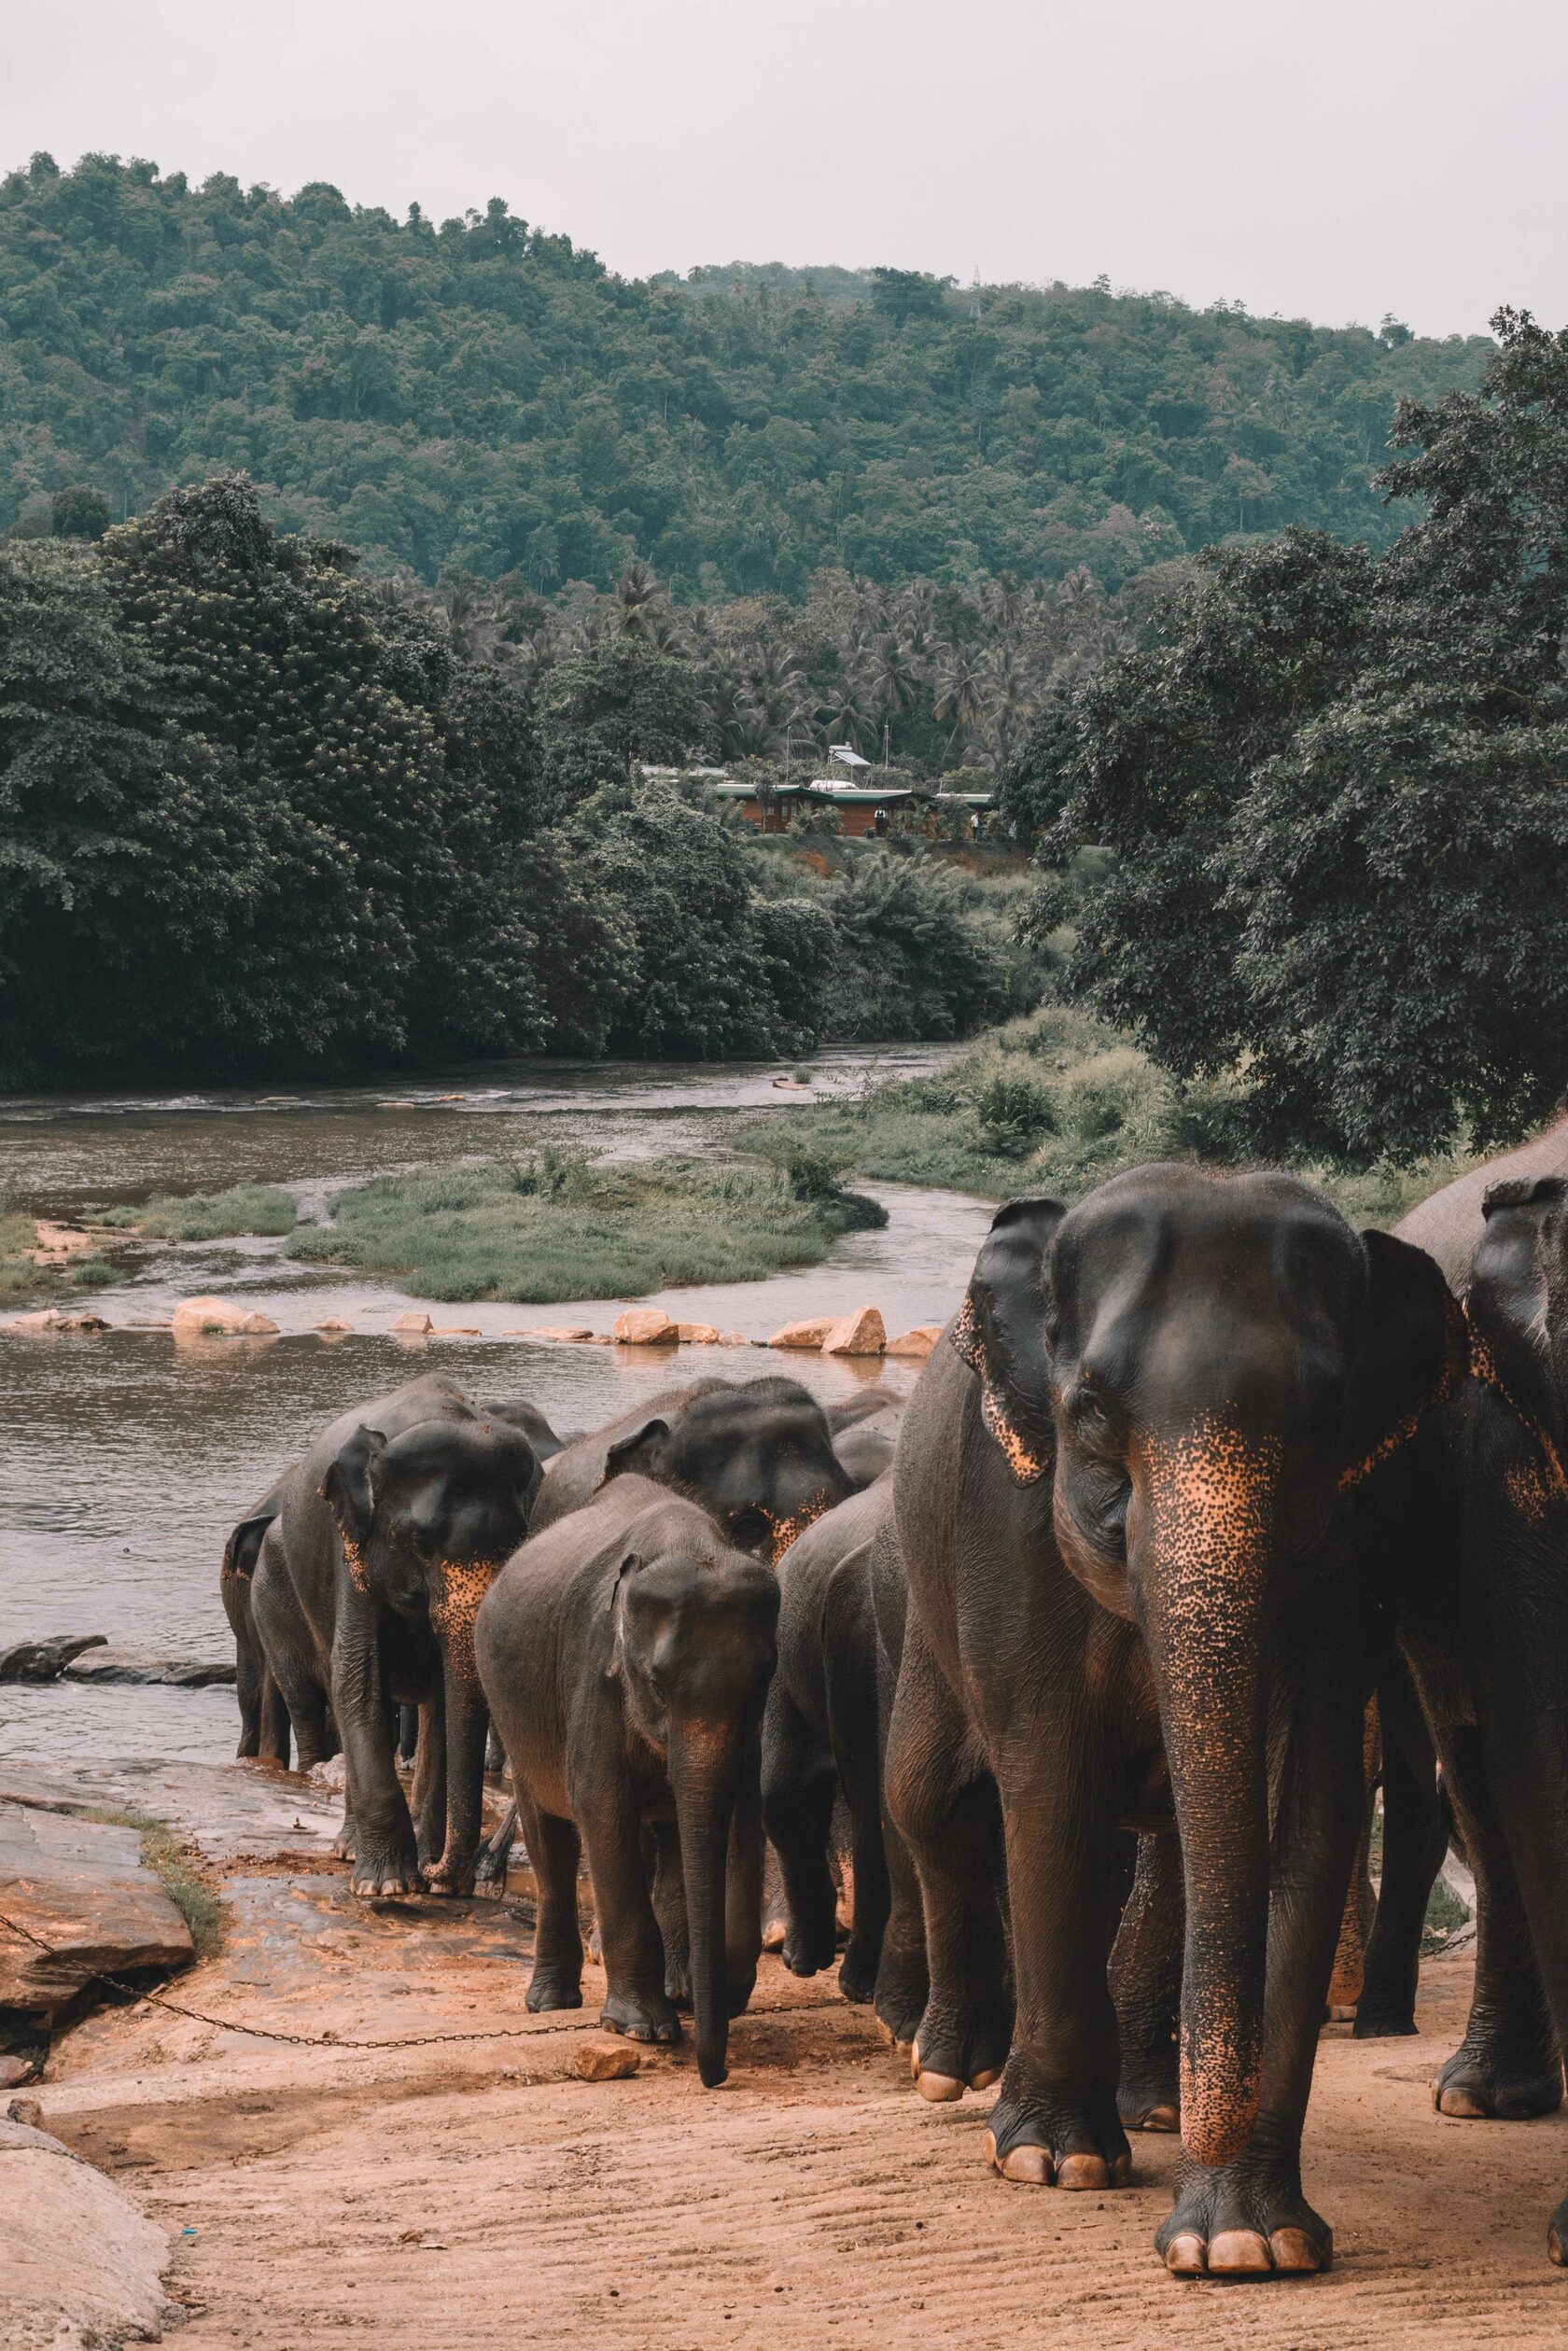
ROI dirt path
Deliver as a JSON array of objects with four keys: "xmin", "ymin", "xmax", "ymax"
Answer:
[{"xmin": 20, "ymin": 1762, "xmax": 1568, "ymax": 2350}]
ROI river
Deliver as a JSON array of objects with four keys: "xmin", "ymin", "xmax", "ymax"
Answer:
[{"xmin": 0, "ymin": 1047, "xmax": 994, "ymax": 1766}]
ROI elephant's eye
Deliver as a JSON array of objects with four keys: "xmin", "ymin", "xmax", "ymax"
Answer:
[{"xmin": 1070, "ymin": 1378, "xmax": 1115, "ymax": 1440}]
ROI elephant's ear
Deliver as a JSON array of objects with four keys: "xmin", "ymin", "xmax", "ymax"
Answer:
[
  {"xmin": 1339, "ymin": 1232, "xmax": 1465, "ymax": 1491},
  {"xmin": 600, "ymin": 1418, "xmax": 672, "ymax": 1487},
  {"xmin": 949, "ymin": 1195, "xmax": 1067, "ymax": 1487},
  {"xmin": 321, "ymin": 1425, "xmax": 388, "ymax": 1546},
  {"xmin": 604, "ymin": 1548, "xmax": 644, "ymax": 1679},
  {"xmin": 1466, "ymin": 1177, "xmax": 1568, "ymax": 1439},
  {"xmin": 221, "ymin": 1508, "xmax": 277, "ymax": 1584},
  {"xmin": 826, "ymin": 1390, "xmax": 896, "ymax": 1434}
]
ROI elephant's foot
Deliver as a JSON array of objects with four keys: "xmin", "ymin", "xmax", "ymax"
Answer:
[
  {"xmin": 1117, "ymin": 2066, "xmax": 1181, "ymax": 2134},
  {"xmin": 725, "ymin": 1968, "xmax": 757, "ymax": 2021},
  {"xmin": 601, "ymin": 1988, "xmax": 680, "ymax": 2046},
  {"xmin": 331, "ymin": 1814, "xmax": 357, "ymax": 1863},
  {"xmin": 525, "ymin": 1968, "xmax": 583, "ymax": 2014},
  {"xmin": 986, "ymin": 2075, "xmax": 1131, "ymax": 2188},
  {"xmin": 837, "ymin": 1937, "xmax": 879, "ymax": 2007},
  {"xmin": 873, "ymin": 1940, "xmax": 928, "ymax": 2050},
  {"xmin": 1157, "ymin": 2157, "xmax": 1330, "ymax": 2278},
  {"xmin": 422, "ymin": 1852, "xmax": 477, "ymax": 1897},
  {"xmin": 1434, "ymin": 2036, "xmax": 1563, "ymax": 2120},
  {"xmin": 1351, "ymin": 1998, "xmax": 1419, "ymax": 2039},
  {"xmin": 471, "ymin": 1844, "xmax": 511, "ymax": 1900},
  {"xmin": 909, "ymin": 1989, "xmax": 1011, "ymax": 2103},
  {"xmin": 781, "ymin": 1917, "xmax": 838, "ymax": 1980},
  {"xmin": 1548, "ymin": 2192, "xmax": 1568, "ymax": 2265},
  {"xmin": 349, "ymin": 1836, "xmax": 421, "ymax": 1898},
  {"xmin": 664, "ymin": 1959, "xmax": 693, "ymax": 2011}
]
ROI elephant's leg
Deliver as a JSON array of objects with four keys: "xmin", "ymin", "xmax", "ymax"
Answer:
[
  {"xmin": 724, "ymin": 1763, "xmax": 765, "ymax": 2019},
  {"xmin": 525, "ymin": 1808, "xmax": 584, "ymax": 2012},
  {"xmin": 411, "ymin": 1692, "xmax": 447, "ymax": 1869},
  {"xmin": 484, "ymin": 1723, "xmax": 505, "ymax": 1776},
  {"xmin": 398, "ymin": 1703, "xmax": 419, "ymax": 1769},
  {"xmin": 332, "ymin": 1601, "xmax": 419, "ymax": 1897},
  {"xmin": 1430, "ymin": 1723, "xmax": 1561, "ymax": 2119},
  {"xmin": 1327, "ymin": 1698, "xmax": 1380, "ymax": 2018},
  {"xmin": 582, "ymin": 1782, "xmax": 679, "ymax": 2047},
  {"xmin": 1111, "ymin": 1831, "xmax": 1183, "ymax": 2132},
  {"xmin": 651, "ymin": 1823, "xmax": 692, "ymax": 2007},
  {"xmin": 833, "ymin": 1740, "xmax": 890, "ymax": 2007},
  {"xmin": 257, "ymin": 1664, "xmax": 293, "ymax": 1768},
  {"xmin": 1357, "ymin": 1673, "xmax": 1447, "ymax": 2038},
  {"xmin": 474, "ymin": 1796, "xmax": 519, "ymax": 1897},
  {"xmin": 984, "ymin": 1744, "xmax": 1128, "ymax": 2190},
  {"xmin": 233, "ymin": 1630, "xmax": 263, "ymax": 1759},
  {"xmin": 873, "ymin": 1812, "xmax": 929, "ymax": 2047},
  {"xmin": 1157, "ymin": 1654, "xmax": 1363, "ymax": 2278},
  {"xmin": 883, "ymin": 1618, "xmax": 1009, "ymax": 2101},
  {"xmin": 761, "ymin": 1691, "xmax": 838, "ymax": 1981}
]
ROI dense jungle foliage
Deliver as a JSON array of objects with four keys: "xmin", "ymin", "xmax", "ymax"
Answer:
[
  {"xmin": 0, "ymin": 475, "xmax": 1020, "ymax": 1084},
  {"xmin": 1011, "ymin": 310, "xmax": 1568, "ymax": 1167},
  {"xmin": 1, "ymin": 152, "xmax": 1490, "ymax": 602}
]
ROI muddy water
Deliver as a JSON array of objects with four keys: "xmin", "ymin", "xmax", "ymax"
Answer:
[{"xmin": 1, "ymin": 1047, "xmax": 992, "ymax": 1766}]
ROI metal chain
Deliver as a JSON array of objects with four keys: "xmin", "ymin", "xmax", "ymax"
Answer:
[{"xmin": 0, "ymin": 1906, "xmax": 869, "ymax": 2054}]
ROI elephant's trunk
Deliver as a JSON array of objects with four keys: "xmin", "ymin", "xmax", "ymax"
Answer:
[
  {"xmin": 429, "ymin": 1560, "xmax": 500, "ymax": 1892},
  {"xmin": 1136, "ymin": 1418, "xmax": 1278, "ymax": 2169},
  {"xmin": 671, "ymin": 1727, "xmax": 742, "ymax": 2089}
]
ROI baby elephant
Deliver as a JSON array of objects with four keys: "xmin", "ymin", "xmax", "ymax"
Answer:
[{"xmin": 476, "ymin": 1476, "xmax": 779, "ymax": 2087}]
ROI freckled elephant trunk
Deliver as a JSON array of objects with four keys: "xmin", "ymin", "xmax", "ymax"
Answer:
[
  {"xmin": 429, "ymin": 1562, "xmax": 497, "ymax": 1893},
  {"xmin": 671, "ymin": 1728, "xmax": 743, "ymax": 2089},
  {"xmin": 1138, "ymin": 1426, "xmax": 1277, "ymax": 2169}
]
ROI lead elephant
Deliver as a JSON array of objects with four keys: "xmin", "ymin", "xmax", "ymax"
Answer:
[
  {"xmin": 475, "ymin": 1475, "xmax": 779, "ymax": 2087},
  {"xmin": 885, "ymin": 1165, "xmax": 1458, "ymax": 2278},
  {"xmin": 270, "ymin": 1372, "xmax": 541, "ymax": 1896}
]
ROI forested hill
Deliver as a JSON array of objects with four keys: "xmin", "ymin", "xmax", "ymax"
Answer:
[{"xmin": 2, "ymin": 151, "xmax": 1491, "ymax": 598}]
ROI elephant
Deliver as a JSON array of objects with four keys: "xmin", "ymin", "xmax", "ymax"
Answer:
[
  {"xmin": 249, "ymin": 1519, "xmax": 341, "ymax": 1770},
  {"xmin": 762, "ymin": 1477, "xmax": 902, "ymax": 2005},
  {"xmin": 528, "ymin": 1377, "xmax": 864, "ymax": 1560},
  {"xmin": 1396, "ymin": 1173, "xmax": 1568, "ymax": 2260},
  {"xmin": 473, "ymin": 1375, "xmax": 863, "ymax": 1895},
  {"xmin": 833, "ymin": 1418, "xmax": 898, "ymax": 1491},
  {"xmin": 269, "ymin": 1372, "xmax": 542, "ymax": 1897},
  {"xmin": 1394, "ymin": 1108, "xmax": 1568, "ymax": 1291},
  {"xmin": 219, "ymin": 1479, "xmax": 292, "ymax": 1762},
  {"xmin": 474, "ymin": 1474, "xmax": 779, "ymax": 2087},
  {"xmin": 884, "ymin": 1166, "xmax": 1459, "ymax": 2279}
]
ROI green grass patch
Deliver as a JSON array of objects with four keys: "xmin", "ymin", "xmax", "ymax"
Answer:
[
  {"xmin": 739, "ymin": 1004, "xmax": 1484, "ymax": 1229},
  {"xmin": 0, "ymin": 1199, "xmax": 119, "ymax": 1308},
  {"xmin": 287, "ymin": 1144, "xmax": 887, "ymax": 1304},
  {"xmin": 100, "ymin": 1182, "xmax": 298, "ymax": 1240},
  {"xmin": 81, "ymin": 1806, "xmax": 227, "ymax": 1962}
]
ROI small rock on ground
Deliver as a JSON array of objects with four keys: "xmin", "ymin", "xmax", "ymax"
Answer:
[{"xmin": 569, "ymin": 2035, "xmax": 642, "ymax": 2082}]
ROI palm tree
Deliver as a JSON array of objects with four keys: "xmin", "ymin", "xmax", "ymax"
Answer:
[{"xmin": 931, "ymin": 639, "xmax": 989, "ymax": 760}]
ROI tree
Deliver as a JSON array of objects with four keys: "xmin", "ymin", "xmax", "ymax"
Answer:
[
  {"xmin": 50, "ymin": 484, "xmax": 111, "ymax": 540},
  {"xmin": 535, "ymin": 639, "xmax": 712, "ymax": 801}
]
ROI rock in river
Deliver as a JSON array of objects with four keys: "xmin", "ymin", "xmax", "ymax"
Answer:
[
  {"xmin": 0, "ymin": 1798, "xmax": 193, "ymax": 2024},
  {"xmin": 62, "ymin": 1647, "xmax": 236, "ymax": 1686},
  {"xmin": 0, "ymin": 1634, "xmax": 106, "ymax": 1685}
]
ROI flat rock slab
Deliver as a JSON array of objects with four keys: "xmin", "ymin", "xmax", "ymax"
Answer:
[
  {"xmin": 0, "ymin": 1758, "xmax": 342, "ymax": 1868},
  {"xmin": 0, "ymin": 2115, "xmax": 175, "ymax": 2349},
  {"xmin": 63, "ymin": 1646, "xmax": 237, "ymax": 1686},
  {"xmin": 0, "ymin": 1799, "xmax": 193, "ymax": 2023}
]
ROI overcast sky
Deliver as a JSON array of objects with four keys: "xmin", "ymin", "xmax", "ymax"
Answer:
[{"xmin": 5, "ymin": 0, "xmax": 1561, "ymax": 339}]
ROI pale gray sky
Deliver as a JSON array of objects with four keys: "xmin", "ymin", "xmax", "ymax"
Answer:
[{"xmin": 5, "ymin": 0, "xmax": 1561, "ymax": 338}]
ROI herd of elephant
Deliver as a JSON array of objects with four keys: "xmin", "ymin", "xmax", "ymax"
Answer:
[{"xmin": 217, "ymin": 1133, "xmax": 1568, "ymax": 2286}]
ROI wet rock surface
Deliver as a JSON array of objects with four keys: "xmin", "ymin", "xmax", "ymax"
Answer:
[
  {"xmin": 0, "ymin": 1633, "xmax": 107, "ymax": 1683},
  {"xmin": 0, "ymin": 1798, "xmax": 194, "ymax": 2022}
]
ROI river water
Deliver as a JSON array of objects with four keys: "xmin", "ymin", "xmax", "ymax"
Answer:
[{"xmin": 0, "ymin": 1048, "xmax": 993, "ymax": 1767}]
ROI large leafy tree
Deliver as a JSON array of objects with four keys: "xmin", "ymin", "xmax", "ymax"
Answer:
[{"xmin": 1046, "ymin": 310, "xmax": 1568, "ymax": 1163}]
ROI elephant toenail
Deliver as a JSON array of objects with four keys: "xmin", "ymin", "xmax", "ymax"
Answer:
[
  {"xmin": 1164, "ymin": 2232, "xmax": 1207, "ymax": 2275},
  {"xmin": 998, "ymin": 2143, "xmax": 1053, "ymax": 2184},
  {"xmin": 915, "ymin": 2069, "xmax": 964, "ymax": 2104},
  {"xmin": 1268, "ymin": 2227, "xmax": 1325, "ymax": 2273},
  {"xmin": 1207, "ymin": 2228, "xmax": 1273, "ymax": 2274},
  {"xmin": 1548, "ymin": 2226, "xmax": 1565, "ymax": 2266},
  {"xmin": 1139, "ymin": 2103, "xmax": 1180, "ymax": 2133},
  {"xmin": 1436, "ymin": 2084, "xmax": 1489, "ymax": 2118},
  {"xmin": 1056, "ymin": 2153, "xmax": 1110, "ymax": 2190},
  {"xmin": 969, "ymin": 2065, "xmax": 1002, "ymax": 2091}
]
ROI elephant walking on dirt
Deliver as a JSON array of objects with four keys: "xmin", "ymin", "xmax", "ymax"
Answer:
[{"xmin": 885, "ymin": 1167, "xmax": 1459, "ymax": 2278}]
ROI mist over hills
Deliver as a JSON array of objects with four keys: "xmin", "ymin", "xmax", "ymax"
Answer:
[{"xmin": 1, "ymin": 151, "xmax": 1491, "ymax": 595}]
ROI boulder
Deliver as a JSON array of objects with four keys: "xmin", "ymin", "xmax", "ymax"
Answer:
[
  {"xmin": 767, "ymin": 1316, "xmax": 835, "ymax": 1351},
  {"xmin": 0, "ymin": 1799, "xmax": 194, "ymax": 2023},
  {"xmin": 0, "ymin": 2056, "xmax": 28, "ymax": 2090},
  {"xmin": 568, "ymin": 2035, "xmax": 642, "ymax": 2082},
  {"xmin": 0, "ymin": 1635, "xmax": 106, "ymax": 1685},
  {"xmin": 820, "ymin": 1305, "xmax": 887, "ymax": 1357},
  {"xmin": 886, "ymin": 1324, "xmax": 941, "ymax": 1360},
  {"xmin": 0, "ymin": 2113, "xmax": 176, "ymax": 2350},
  {"xmin": 315, "ymin": 1318, "xmax": 353, "ymax": 1336},
  {"xmin": 390, "ymin": 1309, "xmax": 433, "ymax": 1336},
  {"xmin": 677, "ymin": 1322, "xmax": 721, "ymax": 1345},
  {"xmin": 613, "ymin": 1308, "xmax": 679, "ymax": 1346},
  {"xmin": 511, "ymin": 1325, "xmax": 597, "ymax": 1343},
  {"xmin": 63, "ymin": 1649, "xmax": 236, "ymax": 1687},
  {"xmin": 717, "ymin": 1331, "xmax": 749, "ymax": 1348},
  {"xmin": 171, "ymin": 1295, "xmax": 279, "ymax": 1338}
]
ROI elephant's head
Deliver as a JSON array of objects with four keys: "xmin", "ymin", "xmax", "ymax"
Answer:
[
  {"xmin": 953, "ymin": 1167, "xmax": 1459, "ymax": 2168},
  {"xmin": 322, "ymin": 1412, "xmax": 541, "ymax": 1890},
  {"xmin": 600, "ymin": 1378, "xmax": 856, "ymax": 1563},
  {"xmin": 1468, "ymin": 1177, "xmax": 1568, "ymax": 1484},
  {"xmin": 608, "ymin": 1499, "xmax": 780, "ymax": 2085}
]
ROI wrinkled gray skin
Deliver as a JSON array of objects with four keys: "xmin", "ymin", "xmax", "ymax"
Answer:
[
  {"xmin": 476, "ymin": 1476, "xmax": 779, "ymax": 2087},
  {"xmin": 762, "ymin": 1479, "xmax": 898, "ymax": 2005},
  {"xmin": 1399, "ymin": 1175, "xmax": 1568, "ymax": 2264},
  {"xmin": 219, "ymin": 1478, "xmax": 294, "ymax": 1762},
  {"xmin": 1395, "ymin": 1112, "xmax": 1568, "ymax": 1291},
  {"xmin": 271, "ymin": 1373, "xmax": 541, "ymax": 1897}
]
